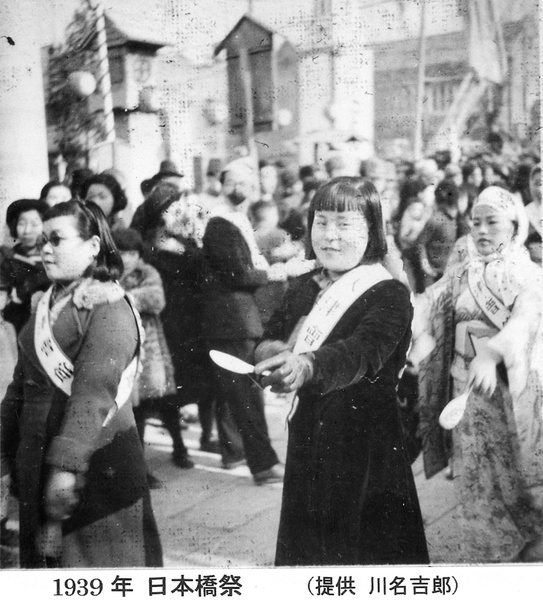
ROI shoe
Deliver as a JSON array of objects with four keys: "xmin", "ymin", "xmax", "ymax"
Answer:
[
  {"xmin": 172, "ymin": 453, "xmax": 195, "ymax": 469},
  {"xmin": 200, "ymin": 439, "xmax": 222, "ymax": 454},
  {"xmin": 146, "ymin": 472, "xmax": 163, "ymax": 490},
  {"xmin": 222, "ymin": 458, "xmax": 246, "ymax": 470},
  {"xmin": 253, "ymin": 463, "xmax": 285, "ymax": 486}
]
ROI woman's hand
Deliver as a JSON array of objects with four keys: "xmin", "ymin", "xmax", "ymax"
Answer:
[
  {"xmin": 468, "ymin": 345, "xmax": 500, "ymax": 396},
  {"xmin": 44, "ymin": 468, "xmax": 80, "ymax": 521},
  {"xmin": 255, "ymin": 351, "xmax": 314, "ymax": 394}
]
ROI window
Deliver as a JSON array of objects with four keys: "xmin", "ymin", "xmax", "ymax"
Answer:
[{"xmin": 108, "ymin": 47, "xmax": 125, "ymax": 85}]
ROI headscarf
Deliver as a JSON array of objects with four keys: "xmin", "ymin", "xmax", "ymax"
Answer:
[
  {"xmin": 470, "ymin": 186, "xmax": 537, "ymax": 307},
  {"xmin": 472, "ymin": 185, "xmax": 517, "ymax": 223}
]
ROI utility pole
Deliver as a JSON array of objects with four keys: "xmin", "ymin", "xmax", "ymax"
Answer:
[{"xmin": 413, "ymin": 0, "xmax": 427, "ymax": 161}]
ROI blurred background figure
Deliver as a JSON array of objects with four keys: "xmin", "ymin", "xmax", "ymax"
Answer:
[
  {"xmin": 202, "ymin": 158, "xmax": 284, "ymax": 482},
  {"xmin": 137, "ymin": 183, "xmax": 204, "ymax": 469},
  {"xmin": 259, "ymin": 162, "xmax": 279, "ymax": 203},
  {"xmin": 114, "ymin": 227, "xmax": 186, "ymax": 487},
  {"xmin": 525, "ymin": 164, "xmax": 542, "ymax": 265},
  {"xmin": 39, "ymin": 181, "xmax": 72, "ymax": 208},
  {"xmin": 81, "ymin": 172, "xmax": 128, "ymax": 229},
  {"xmin": 324, "ymin": 153, "xmax": 351, "ymax": 179},
  {"xmin": 416, "ymin": 179, "xmax": 467, "ymax": 289},
  {"xmin": 0, "ymin": 199, "xmax": 49, "ymax": 333},
  {"xmin": 67, "ymin": 168, "xmax": 93, "ymax": 202}
]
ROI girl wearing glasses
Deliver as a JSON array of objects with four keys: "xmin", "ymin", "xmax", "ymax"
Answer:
[{"xmin": 0, "ymin": 200, "xmax": 162, "ymax": 568}]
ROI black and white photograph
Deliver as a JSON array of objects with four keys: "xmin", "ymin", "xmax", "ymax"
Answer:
[{"xmin": 0, "ymin": 0, "xmax": 541, "ymax": 596}]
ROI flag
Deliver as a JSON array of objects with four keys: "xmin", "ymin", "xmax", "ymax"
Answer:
[{"xmin": 467, "ymin": 0, "xmax": 507, "ymax": 84}]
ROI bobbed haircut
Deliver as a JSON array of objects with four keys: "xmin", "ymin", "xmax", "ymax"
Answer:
[
  {"xmin": 306, "ymin": 177, "xmax": 388, "ymax": 263},
  {"xmin": 43, "ymin": 200, "xmax": 124, "ymax": 282},
  {"xmin": 80, "ymin": 173, "xmax": 128, "ymax": 215}
]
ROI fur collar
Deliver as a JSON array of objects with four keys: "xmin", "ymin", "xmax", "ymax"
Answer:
[
  {"xmin": 72, "ymin": 278, "xmax": 125, "ymax": 309},
  {"xmin": 31, "ymin": 279, "xmax": 125, "ymax": 313}
]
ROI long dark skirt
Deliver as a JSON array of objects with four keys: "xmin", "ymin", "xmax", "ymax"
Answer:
[{"xmin": 275, "ymin": 392, "xmax": 429, "ymax": 566}]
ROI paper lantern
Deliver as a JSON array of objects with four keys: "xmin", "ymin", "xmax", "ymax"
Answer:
[{"xmin": 68, "ymin": 71, "xmax": 97, "ymax": 98}]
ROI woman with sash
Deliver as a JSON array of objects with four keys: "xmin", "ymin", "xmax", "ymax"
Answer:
[
  {"xmin": 254, "ymin": 178, "xmax": 429, "ymax": 565},
  {"xmin": 415, "ymin": 186, "xmax": 543, "ymax": 562},
  {"xmin": 0, "ymin": 200, "xmax": 162, "ymax": 568}
]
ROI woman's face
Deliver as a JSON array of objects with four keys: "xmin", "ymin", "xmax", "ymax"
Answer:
[
  {"xmin": 41, "ymin": 216, "xmax": 99, "ymax": 282},
  {"xmin": 471, "ymin": 205, "xmax": 515, "ymax": 256},
  {"xmin": 120, "ymin": 250, "xmax": 140, "ymax": 276},
  {"xmin": 85, "ymin": 183, "xmax": 115, "ymax": 217},
  {"xmin": 312, "ymin": 210, "xmax": 369, "ymax": 277},
  {"xmin": 45, "ymin": 185, "xmax": 71, "ymax": 207},
  {"xmin": 16, "ymin": 209, "xmax": 43, "ymax": 250}
]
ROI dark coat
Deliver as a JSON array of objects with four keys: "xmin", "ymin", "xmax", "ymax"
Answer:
[
  {"xmin": 0, "ymin": 244, "xmax": 50, "ymax": 332},
  {"xmin": 0, "ymin": 279, "xmax": 162, "ymax": 568},
  {"xmin": 144, "ymin": 244, "xmax": 211, "ymax": 405},
  {"xmin": 263, "ymin": 272, "xmax": 429, "ymax": 566},
  {"xmin": 202, "ymin": 216, "xmax": 267, "ymax": 340}
]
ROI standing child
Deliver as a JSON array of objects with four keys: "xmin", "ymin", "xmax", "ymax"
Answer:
[{"xmin": 113, "ymin": 228, "xmax": 194, "ymax": 484}]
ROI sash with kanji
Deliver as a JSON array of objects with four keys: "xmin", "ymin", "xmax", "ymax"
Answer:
[
  {"xmin": 35, "ymin": 285, "xmax": 143, "ymax": 427},
  {"xmin": 467, "ymin": 262, "xmax": 511, "ymax": 330},
  {"xmin": 287, "ymin": 262, "xmax": 392, "ymax": 420}
]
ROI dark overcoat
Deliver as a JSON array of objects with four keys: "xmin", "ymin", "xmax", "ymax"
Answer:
[
  {"xmin": 264, "ymin": 271, "xmax": 429, "ymax": 566},
  {"xmin": 145, "ymin": 244, "xmax": 212, "ymax": 405},
  {"xmin": 0, "ymin": 279, "xmax": 162, "ymax": 568},
  {"xmin": 201, "ymin": 216, "xmax": 267, "ymax": 341},
  {"xmin": 0, "ymin": 244, "xmax": 50, "ymax": 332}
]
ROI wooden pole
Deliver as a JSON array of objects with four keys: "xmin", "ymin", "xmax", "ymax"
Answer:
[
  {"xmin": 86, "ymin": 0, "xmax": 115, "ymax": 166},
  {"xmin": 414, "ymin": 0, "xmax": 427, "ymax": 160}
]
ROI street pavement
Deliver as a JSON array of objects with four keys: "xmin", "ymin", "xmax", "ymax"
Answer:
[
  {"xmin": 143, "ymin": 392, "xmax": 468, "ymax": 567},
  {"xmin": 0, "ymin": 333, "xmax": 468, "ymax": 567}
]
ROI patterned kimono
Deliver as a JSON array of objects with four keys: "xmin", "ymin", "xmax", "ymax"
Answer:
[{"xmin": 417, "ymin": 238, "xmax": 543, "ymax": 562}]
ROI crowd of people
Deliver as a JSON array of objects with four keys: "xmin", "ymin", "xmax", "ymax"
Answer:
[{"xmin": 0, "ymin": 130, "xmax": 541, "ymax": 567}]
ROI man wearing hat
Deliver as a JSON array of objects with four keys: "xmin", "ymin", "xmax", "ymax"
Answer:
[
  {"xmin": 132, "ymin": 160, "xmax": 187, "ymax": 233},
  {"xmin": 0, "ymin": 199, "xmax": 50, "ymax": 332},
  {"xmin": 202, "ymin": 158, "xmax": 284, "ymax": 485}
]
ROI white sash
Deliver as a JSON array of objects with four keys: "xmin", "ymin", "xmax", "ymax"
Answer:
[
  {"xmin": 35, "ymin": 285, "xmax": 142, "ymax": 427},
  {"xmin": 467, "ymin": 263, "xmax": 511, "ymax": 330},
  {"xmin": 287, "ymin": 263, "xmax": 392, "ymax": 420}
]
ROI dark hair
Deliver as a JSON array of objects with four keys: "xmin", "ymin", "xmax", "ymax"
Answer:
[
  {"xmin": 461, "ymin": 160, "xmax": 482, "ymax": 182},
  {"xmin": 112, "ymin": 227, "xmax": 144, "ymax": 255},
  {"xmin": 39, "ymin": 181, "xmax": 71, "ymax": 203},
  {"xmin": 80, "ymin": 173, "xmax": 128, "ymax": 215},
  {"xmin": 6, "ymin": 199, "xmax": 47, "ymax": 238},
  {"xmin": 141, "ymin": 183, "xmax": 183, "ymax": 236},
  {"xmin": 43, "ymin": 200, "xmax": 123, "ymax": 281},
  {"xmin": 434, "ymin": 180, "xmax": 459, "ymax": 208},
  {"xmin": 299, "ymin": 165, "xmax": 315, "ymax": 180},
  {"xmin": 306, "ymin": 177, "xmax": 387, "ymax": 263},
  {"xmin": 69, "ymin": 168, "xmax": 94, "ymax": 200}
]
